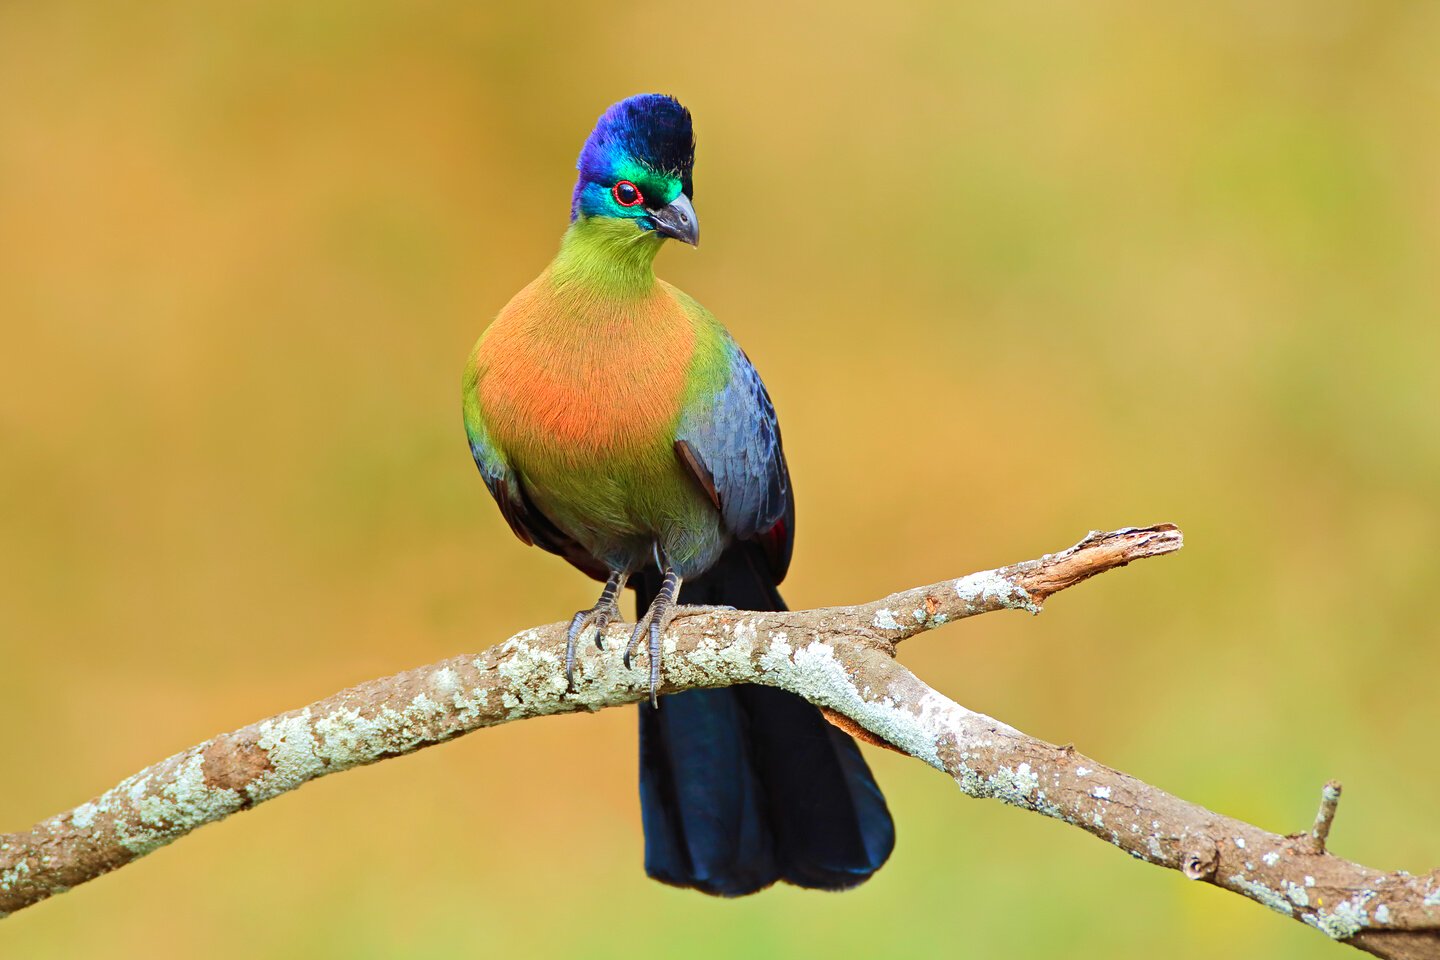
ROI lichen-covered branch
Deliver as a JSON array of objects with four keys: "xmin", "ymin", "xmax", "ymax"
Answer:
[{"xmin": 3, "ymin": 525, "xmax": 1436, "ymax": 957}]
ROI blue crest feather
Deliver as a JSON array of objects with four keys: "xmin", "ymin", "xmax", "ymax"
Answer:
[{"xmin": 572, "ymin": 94, "xmax": 695, "ymax": 220}]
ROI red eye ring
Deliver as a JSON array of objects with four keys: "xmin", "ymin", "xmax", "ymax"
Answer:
[{"xmin": 612, "ymin": 180, "xmax": 644, "ymax": 207}]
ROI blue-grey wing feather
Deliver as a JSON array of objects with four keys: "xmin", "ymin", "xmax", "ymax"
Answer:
[{"xmin": 676, "ymin": 340, "xmax": 794, "ymax": 576}]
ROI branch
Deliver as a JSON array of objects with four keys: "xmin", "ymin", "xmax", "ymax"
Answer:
[{"xmin": 3, "ymin": 525, "xmax": 1436, "ymax": 957}]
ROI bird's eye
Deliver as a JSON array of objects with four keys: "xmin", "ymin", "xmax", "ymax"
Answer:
[{"xmin": 612, "ymin": 180, "xmax": 644, "ymax": 207}]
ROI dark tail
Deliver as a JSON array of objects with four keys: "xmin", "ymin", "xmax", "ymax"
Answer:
[{"xmin": 634, "ymin": 544, "xmax": 895, "ymax": 896}]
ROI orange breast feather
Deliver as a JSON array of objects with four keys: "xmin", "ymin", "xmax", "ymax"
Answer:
[{"xmin": 474, "ymin": 276, "xmax": 697, "ymax": 460}]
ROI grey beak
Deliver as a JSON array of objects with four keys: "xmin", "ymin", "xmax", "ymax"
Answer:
[{"xmin": 648, "ymin": 193, "xmax": 699, "ymax": 246}]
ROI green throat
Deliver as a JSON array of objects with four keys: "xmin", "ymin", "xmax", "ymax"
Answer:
[{"xmin": 550, "ymin": 216, "xmax": 667, "ymax": 299}]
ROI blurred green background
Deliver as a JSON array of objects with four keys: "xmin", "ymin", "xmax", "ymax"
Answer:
[{"xmin": 3, "ymin": 2, "xmax": 1438, "ymax": 957}]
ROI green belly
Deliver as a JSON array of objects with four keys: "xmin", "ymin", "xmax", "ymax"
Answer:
[{"xmin": 512, "ymin": 439, "xmax": 726, "ymax": 576}]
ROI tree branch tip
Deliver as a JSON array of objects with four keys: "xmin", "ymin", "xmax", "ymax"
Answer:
[
  {"xmin": 1113, "ymin": 522, "xmax": 1184, "ymax": 554},
  {"xmin": 1073, "ymin": 522, "xmax": 1181, "ymax": 547},
  {"xmin": 1044, "ymin": 524, "xmax": 1183, "ymax": 574},
  {"xmin": 1312, "ymin": 779, "xmax": 1343, "ymax": 852}
]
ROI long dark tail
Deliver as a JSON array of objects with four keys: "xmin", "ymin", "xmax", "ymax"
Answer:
[{"xmin": 634, "ymin": 544, "xmax": 895, "ymax": 896}]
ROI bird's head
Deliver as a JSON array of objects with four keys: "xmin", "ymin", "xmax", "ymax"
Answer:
[{"xmin": 570, "ymin": 94, "xmax": 698, "ymax": 247}]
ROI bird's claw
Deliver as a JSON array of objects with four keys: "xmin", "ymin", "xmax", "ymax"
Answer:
[
  {"xmin": 622, "ymin": 614, "xmax": 665, "ymax": 708},
  {"xmin": 624, "ymin": 571, "xmax": 682, "ymax": 708},
  {"xmin": 618, "ymin": 605, "xmax": 729, "ymax": 696},
  {"xmin": 565, "ymin": 600, "xmax": 622, "ymax": 692},
  {"xmin": 563, "ymin": 571, "xmax": 629, "ymax": 693}
]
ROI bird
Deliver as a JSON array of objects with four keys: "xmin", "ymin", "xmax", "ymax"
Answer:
[{"xmin": 461, "ymin": 93, "xmax": 894, "ymax": 895}]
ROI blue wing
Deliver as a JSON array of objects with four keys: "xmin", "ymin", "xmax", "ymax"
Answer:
[{"xmin": 675, "ymin": 338, "xmax": 795, "ymax": 581}]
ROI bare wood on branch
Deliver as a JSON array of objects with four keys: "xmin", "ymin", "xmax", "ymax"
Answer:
[{"xmin": 2, "ymin": 524, "xmax": 1437, "ymax": 958}]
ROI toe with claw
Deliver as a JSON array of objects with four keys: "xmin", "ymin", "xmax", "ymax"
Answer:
[
  {"xmin": 623, "ymin": 569, "xmax": 684, "ymax": 707},
  {"xmin": 565, "ymin": 571, "xmax": 627, "ymax": 691}
]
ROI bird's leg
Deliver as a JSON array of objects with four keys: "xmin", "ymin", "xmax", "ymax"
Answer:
[
  {"xmin": 624, "ymin": 569, "xmax": 684, "ymax": 707},
  {"xmin": 566, "ymin": 570, "xmax": 628, "ymax": 691}
]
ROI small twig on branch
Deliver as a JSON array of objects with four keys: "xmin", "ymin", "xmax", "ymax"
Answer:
[
  {"xmin": 1313, "ymin": 780, "xmax": 1343, "ymax": 853},
  {"xmin": 2, "ymin": 524, "xmax": 1438, "ymax": 959}
]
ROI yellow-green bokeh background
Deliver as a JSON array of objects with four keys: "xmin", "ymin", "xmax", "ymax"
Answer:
[{"xmin": 3, "ymin": 3, "xmax": 1438, "ymax": 957}]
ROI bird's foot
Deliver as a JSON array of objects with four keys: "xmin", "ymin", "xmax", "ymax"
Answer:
[
  {"xmin": 566, "ymin": 571, "xmax": 628, "ymax": 691},
  {"xmin": 565, "ymin": 602, "xmax": 622, "ymax": 689},
  {"xmin": 623, "ymin": 570, "xmax": 684, "ymax": 708}
]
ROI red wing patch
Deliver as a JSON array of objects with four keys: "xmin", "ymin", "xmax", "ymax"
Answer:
[{"xmin": 675, "ymin": 439, "xmax": 722, "ymax": 512}]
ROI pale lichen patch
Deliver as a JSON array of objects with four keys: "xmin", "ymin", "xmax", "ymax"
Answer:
[
  {"xmin": 116, "ymin": 751, "xmax": 245, "ymax": 856},
  {"xmin": 71, "ymin": 803, "xmax": 99, "ymax": 830},
  {"xmin": 0, "ymin": 860, "xmax": 31, "ymax": 893},
  {"xmin": 763, "ymin": 640, "xmax": 946, "ymax": 769},
  {"xmin": 309, "ymin": 692, "xmax": 449, "ymax": 772},
  {"xmin": 430, "ymin": 667, "xmax": 460, "ymax": 695},
  {"xmin": 952, "ymin": 571, "xmax": 1040, "ymax": 615},
  {"xmin": 247, "ymin": 712, "xmax": 324, "ymax": 804},
  {"xmin": 1230, "ymin": 875, "xmax": 1295, "ymax": 917},
  {"xmin": 661, "ymin": 620, "xmax": 764, "ymax": 693},
  {"xmin": 1304, "ymin": 892, "xmax": 1373, "ymax": 939},
  {"xmin": 872, "ymin": 609, "xmax": 901, "ymax": 631},
  {"xmin": 450, "ymin": 685, "xmax": 488, "ymax": 723},
  {"xmin": 986, "ymin": 763, "xmax": 1040, "ymax": 806},
  {"xmin": 496, "ymin": 633, "xmax": 568, "ymax": 718},
  {"xmin": 951, "ymin": 758, "xmax": 1063, "ymax": 819}
]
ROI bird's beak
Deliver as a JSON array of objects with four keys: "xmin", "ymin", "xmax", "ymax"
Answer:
[{"xmin": 648, "ymin": 193, "xmax": 699, "ymax": 246}]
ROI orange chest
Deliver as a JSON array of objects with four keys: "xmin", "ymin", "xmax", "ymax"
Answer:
[{"xmin": 474, "ymin": 283, "xmax": 698, "ymax": 455}]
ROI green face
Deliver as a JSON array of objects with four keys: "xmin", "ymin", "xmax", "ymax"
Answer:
[{"xmin": 578, "ymin": 159, "xmax": 685, "ymax": 230}]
